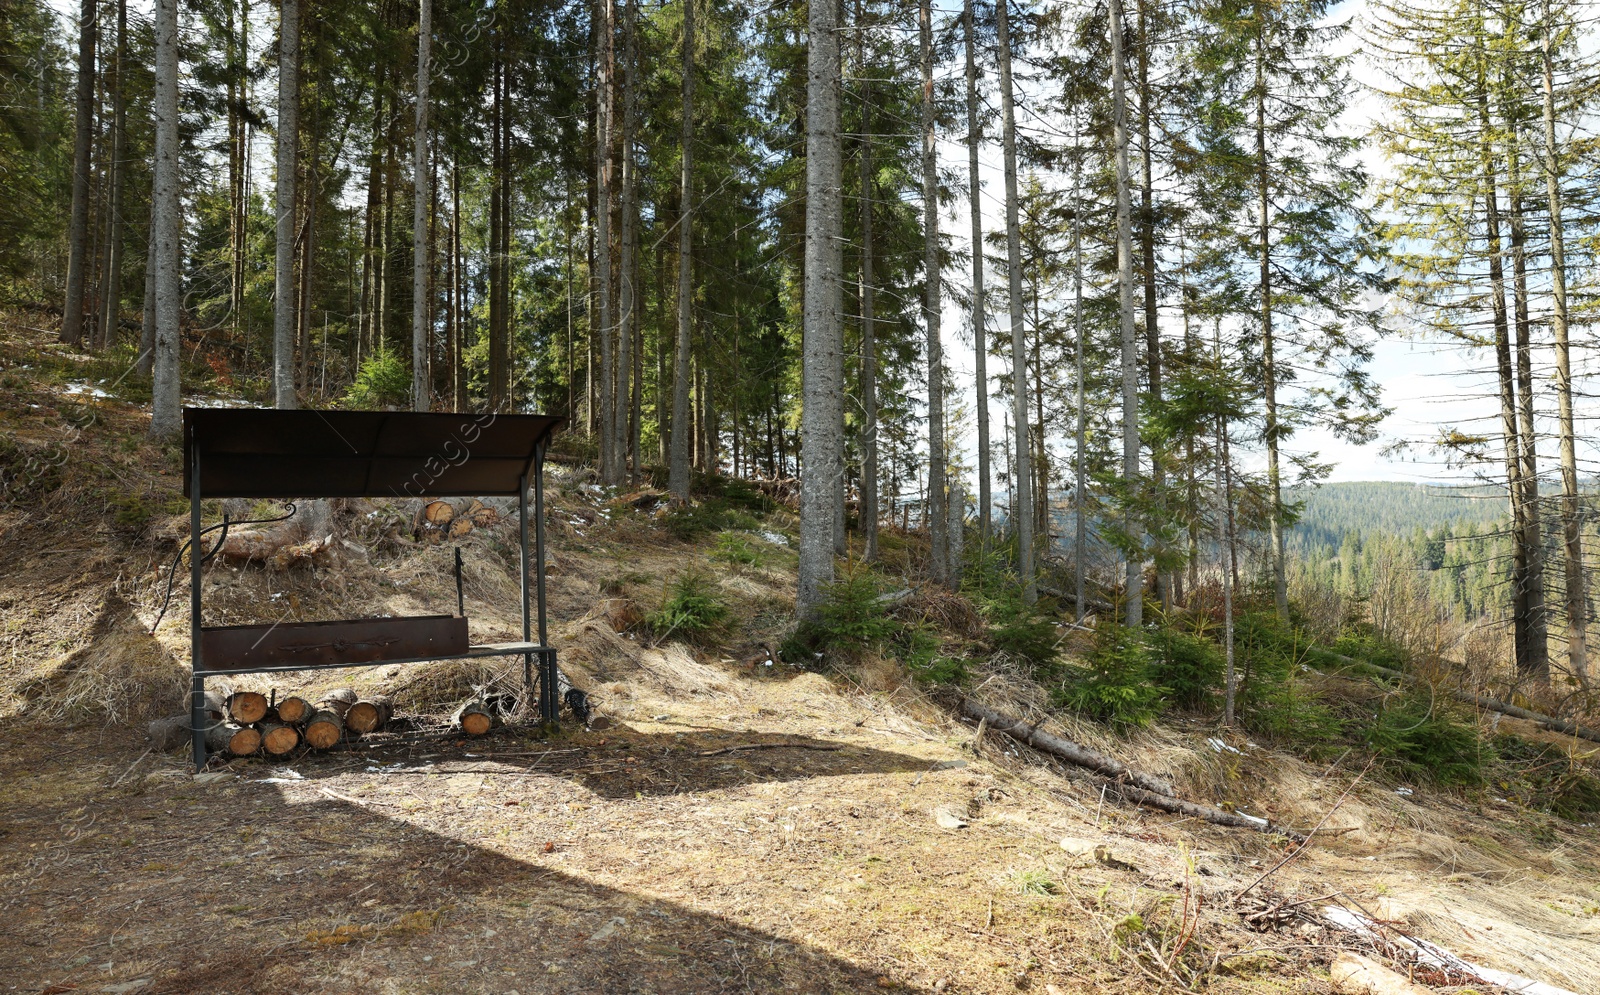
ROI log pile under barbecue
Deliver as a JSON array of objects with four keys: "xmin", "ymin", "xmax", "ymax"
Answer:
[{"xmin": 150, "ymin": 685, "xmax": 523, "ymax": 758}]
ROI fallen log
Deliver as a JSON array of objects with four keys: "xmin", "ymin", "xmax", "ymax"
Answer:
[
  {"xmin": 206, "ymin": 722, "xmax": 262, "ymax": 756},
  {"xmin": 227, "ymin": 691, "xmax": 269, "ymax": 725},
  {"xmin": 303, "ymin": 708, "xmax": 345, "ymax": 750},
  {"xmin": 960, "ymin": 699, "xmax": 1177, "ymax": 796},
  {"xmin": 259, "ymin": 721, "xmax": 301, "ymax": 756},
  {"xmin": 345, "ymin": 695, "xmax": 393, "ymax": 735},
  {"xmin": 1311, "ymin": 649, "xmax": 1600, "ymax": 747},
  {"xmin": 453, "ymin": 697, "xmax": 497, "ymax": 737},
  {"xmin": 275, "ymin": 695, "xmax": 312, "ymax": 725},
  {"xmin": 962, "ymin": 699, "xmax": 1306, "ymax": 840},
  {"xmin": 148, "ymin": 691, "xmax": 229, "ymax": 750}
]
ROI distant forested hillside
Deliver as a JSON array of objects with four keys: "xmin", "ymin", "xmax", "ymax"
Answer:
[{"xmin": 1289, "ymin": 481, "xmax": 1506, "ymax": 548}]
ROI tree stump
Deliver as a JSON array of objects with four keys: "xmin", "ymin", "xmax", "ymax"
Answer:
[
  {"xmin": 346, "ymin": 695, "xmax": 393, "ymax": 735},
  {"xmin": 227, "ymin": 691, "xmax": 269, "ymax": 725},
  {"xmin": 260, "ymin": 721, "xmax": 301, "ymax": 756},
  {"xmin": 452, "ymin": 697, "xmax": 496, "ymax": 736}
]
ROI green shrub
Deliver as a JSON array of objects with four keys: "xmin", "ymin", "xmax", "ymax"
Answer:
[
  {"xmin": 812, "ymin": 568, "xmax": 897, "ymax": 655},
  {"xmin": 1244, "ymin": 675, "xmax": 1345, "ymax": 753},
  {"xmin": 989, "ymin": 616, "xmax": 1060, "ymax": 674},
  {"xmin": 1493, "ymin": 736, "xmax": 1600, "ymax": 819},
  {"xmin": 1331, "ymin": 631, "xmax": 1408, "ymax": 670},
  {"xmin": 712, "ymin": 532, "xmax": 764, "ymax": 567},
  {"xmin": 1363, "ymin": 692, "xmax": 1488, "ymax": 786},
  {"xmin": 344, "ymin": 350, "xmax": 412, "ymax": 408},
  {"xmin": 897, "ymin": 624, "xmax": 966, "ymax": 686},
  {"xmin": 646, "ymin": 570, "xmax": 730, "ymax": 643},
  {"xmin": 1146, "ymin": 628, "xmax": 1225, "ymax": 710},
  {"xmin": 1056, "ymin": 623, "xmax": 1164, "ymax": 731}
]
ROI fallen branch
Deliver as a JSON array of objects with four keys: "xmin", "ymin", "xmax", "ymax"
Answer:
[
  {"xmin": 697, "ymin": 742, "xmax": 844, "ymax": 757},
  {"xmin": 961, "ymin": 699, "xmax": 1177, "ymax": 796},
  {"xmin": 1312, "ymin": 649, "xmax": 1600, "ymax": 746},
  {"xmin": 963, "ymin": 698, "xmax": 1307, "ymax": 840}
]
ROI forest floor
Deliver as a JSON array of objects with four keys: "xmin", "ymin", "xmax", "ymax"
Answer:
[{"xmin": 1, "ymin": 321, "xmax": 1598, "ymax": 994}]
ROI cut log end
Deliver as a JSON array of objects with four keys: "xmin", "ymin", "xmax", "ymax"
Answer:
[
  {"xmin": 206, "ymin": 722, "xmax": 261, "ymax": 756},
  {"xmin": 453, "ymin": 697, "xmax": 497, "ymax": 737},
  {"xmin": 304, "ymin": 710, "xmax": 344, "ymax": 750},
  {"xmin": 227, "ymin": 691, "xmax": 269, "ymax": 725},
  {"xmin": 346, "ymin": 695, "xmax": 393, "ymax": 735},
  {"xmin": 276, "ymin": 695, "xmax": 312, "ymax": 724},
  {"xmin": 260, "ymin": 722, "xmax": 301, "ymax": 756}
]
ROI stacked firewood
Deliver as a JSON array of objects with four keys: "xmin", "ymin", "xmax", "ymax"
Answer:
[{"xmin": 150, "ymin": 688, "xmax": 517, "ymax": 755}]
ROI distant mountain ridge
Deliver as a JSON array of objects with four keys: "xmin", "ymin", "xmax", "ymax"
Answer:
[{"xmin": 1289, "ymin": 480, "xmax": 1506, "ymax": 548}]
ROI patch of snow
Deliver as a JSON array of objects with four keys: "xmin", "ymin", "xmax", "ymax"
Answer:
[
  {"xmin": 62, "ymin": 380, "xmax": 111, "ymax": 399},
  {"xmin": 1321, "ymin": 906, "xmax": 1580, "ymax": 995},
  {"xmin": 1395, "ymin": 786, "xmax": 1414, "ymax": 797},
  {"xmin": 1207, "ymin": 737, "xmax": 1243, "ymax": 755},
  {"xmin": 756, "ymin": 529, "xmax": 789, "ymax": 546}
]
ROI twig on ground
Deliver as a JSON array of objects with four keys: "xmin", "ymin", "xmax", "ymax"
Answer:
[
  {"xmin": 1235, "ymin": 758, "xmax": 1373, "ymax": 902},
  {"xmin": 696, "ymin": 743, "xmax": 843, "ymax": 757}
]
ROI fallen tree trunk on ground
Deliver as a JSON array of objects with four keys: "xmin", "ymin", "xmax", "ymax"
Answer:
[
  {"xmin": 962, "ymin": 699, "xmax": 1306, "ymax": 841},
  {"xmin": 1311, "ymin": 649, "xmax": 1600, "ymax": 747},
  {"xmin": 961, "ymin": 699, "xmax": 1176, "ymax": 796}
]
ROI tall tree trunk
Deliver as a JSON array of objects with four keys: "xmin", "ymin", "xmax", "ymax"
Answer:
[
  {"xmin": 1072, "ymin": 127, "xmax": 1087, "ymax": 623},
  {"xmin": 1505, "ymin": 128, "xmax": 1548, "ymax": 685},
  {"xmin": 964, "ymin": 0, "xmax": 990, "ymax": 552},
  {"xmin": 138, "ymin": 216, "xmax": 154, "ymax": 374},
  {"xmin": 1137, "ymin": 0, "xmax": 1166, "ymax": 610},
  {"xmin": 99, "ymin": 0, "xmax": 126, "ymax": 350},
  {"xmin": 1111, "ymin": 0, "xmax": 1141, "ymax": 625},
  {"xmin": 859, "ymin": 0, "xmax": 878, "ymax": 562},
  {"xmin": 995, "ymin": 0, "xmax": 1034, "ymax": 604},
  {"xmin": 411, "ymin": 0, "xmax": 431, "ymax": 410},
  {"xmin": 595, "ymin": 0, "xmax": 616, "ymax": 461},
  {"xmin": 799, "ymin": 0, "xmax": 844, "ymax": 618},
  {"xmin": 449, "ymin": 162, "xmax": 461, "ymax": 409},
  {"xmin": 1254, "ymin": 30, "xmax": 1284, "ymax": 618},
  {"xmin": 1474, "ymin": 36, "xmax": 1532, "ymax": 682},
  {"xmin": 615, "ymin": 0, "xmax": 638, "ymax": 482},
  {"xmin": 230, "ymin": 0, "xmax": 249, "ymax": 347},
  {"xmin": 296, "ymin": 119, "xmax": 318, "ymax": 390},
  {"xmin": 920, "ymin": 0, "xmax": 947, "ymax": 584},
  {"xmin": 1541, "ymin": 0, "xmax": 1588, "ymax": 689},
  {"xmin": 274, "ymin": 0, "xmax": 300, "ymax": 408},
  {"xmin": 149, "ymin": 0, "xmax": 181, "ymax": 439},
  {"xmin": 62, "ymin": 0, "xmax": 97, "ymax": 347},
  {"xmin": 668, "ymin": 0, "xmax": 694, "ymax": 500}
]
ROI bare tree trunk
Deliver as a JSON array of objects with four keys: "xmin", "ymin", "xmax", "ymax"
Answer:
[
  {"xmin": 964, "ymin": 0, "xmax": 990, "ymax": 553},
  {"xmin": 920, "ymin": 0, "xmax": 947, "ymax": 584},
  {"xmin": 1254, "ymin": 32, "xmax": 1284, "ymax": 619},
  {"xmin": 615, "ymin": 0, "xmax": 638, "ymax": 482},
  {"xmin": 799, "ymin": 0, "xmax": 844, "ymax": 618},
  {"xmin": 1505, "ymin": 129, "xmax": 1549, "ymax": 686},
  {"xmin": 859, "ymin": 0, "xmax": 878, "ymax": 562},
  {"xmin": 149, "ymin": 0, "xmax": 181, "ymax": 440},
  {"xmin": 138, "ymin": 217, "xmax": 154, "ymax": 374},
  {"xmin": 274, "ymin": 0, "xmax": 300, "ymax": 409},
  {"xmin": 1541, "ymin": 0, "xmax": 1588, "ymax": 689},
  {"xmin": 669, "ymin": 0, "xmax": 694, "ymax": 500},
  {"xmin": 1071, "ymin": 125, "xmax": 1087, "ymax": 623},
  {"xmin": 1137, "ymin": 0, "xmax": 1166, "ymax": 611},
  {"xmin": 995, "ymin": 0, "xmax": 1033, "ymax": 604},
  {"xmin": 1111, "ymin": 0, "xmax": 1141, "ymax": 626},
  {"xmin": 411, "ymin": 0, "xmax": 431, "ymax": 410},
  {"xmin": 62, "ymin": 0, "xmax": 97, "ymax": 347},
  {"xmin": 595, "ymin": 0, "xmax": 616, "ymax": 467},
  {"xmin": 99, "ymin": 0, "xmax": 126, "ymax": 350}
]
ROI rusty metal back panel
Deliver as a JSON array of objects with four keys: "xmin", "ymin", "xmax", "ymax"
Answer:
[
  {"xmin": 197, "ymin": 615, "xmax": 470, "ymax": 672},
  {"xmin": 183, "ymin": 409, "xmax": 563, "ymax": 498}
]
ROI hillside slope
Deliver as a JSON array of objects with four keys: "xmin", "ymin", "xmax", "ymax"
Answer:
[{"xmin": 1, "ymin": 329, "xmax": 1597, "ymax": 995}]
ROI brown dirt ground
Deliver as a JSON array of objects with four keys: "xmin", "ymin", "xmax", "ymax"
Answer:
[{"xmin": 1, "ymin": 323, "xmax": 1598, "ymax": 995}]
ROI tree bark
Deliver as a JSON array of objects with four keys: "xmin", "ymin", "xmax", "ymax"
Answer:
[
  {"xmin": 1254, "ymin": 29, "xmax": 1284, "ymax": 619},
  {"xmin": 995, "ymin": 0, "xmax": 1033, "ymax": 604},
  {"xmin": 615, "ymin": 0, "xmax": 638, "ymax": 483},
  {"xmin": 920, "ymin": 0, "xmax": 947, "ymax": 585},
  {"xmin": 964, "ymin": 0, "xmax": 990, "ymax": 553},
  {"xmin": 62, "ymin": 0, "xmax": 97, "ymax": 347},
  {"xmin": 1541, "ymin": 0, "xmax": 1588, "ymax": 689},
  {"xmin": 798, "ymin": 0, "xmax": 844, "ymax": 618},
  {"xmin": 1071, "ymin": 127, "xmax": 1088, "ymax": 623},
  {"xmin": 857, "ymin": 0, "xmax": 878, "ymax": 562},
  {"xmin": 960, "ymin": 699, "xmax": 1175, "ymax": 795},
  {"xmin": 98, "ymin": 0, "xmax": 126, "ymax": 351},
  {"xmin": 149, "ymin": 0, "xmax": 181, "ymax": 440},
  {"xmin": 274, "ymin": 0, "xmax": 301, "ymax": 409},
  {"xmin": 595, "ymin": 0, "xmax": 616, "ymax": 453},
  {"xmin": 1136, "ymin": 0, "xmax": 1166, "ymax": 611},
  {"xmin": 411, "ymin": 0, "xmax": 432, "ymax": 410},
  {"xmin": 668, "ymin": 0, "xmax": 694, "ymax": 500},
  {"xmin": 1111, "ymin": 0, "xmax": 1141, "ymax": 625}
]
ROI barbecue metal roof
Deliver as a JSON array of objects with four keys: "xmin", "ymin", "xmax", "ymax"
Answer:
[{"xmin": 182, "ymin": 408, "xmax": 563, "ymax": 499}]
